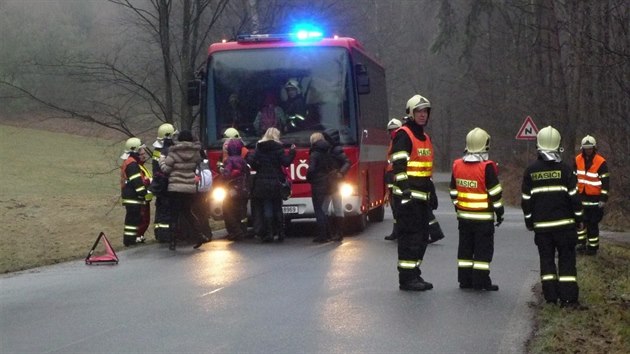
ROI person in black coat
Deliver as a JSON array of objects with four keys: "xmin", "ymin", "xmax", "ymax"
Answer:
[
  {"xmin": 323, "ymin": 129, "xmax": 351, "ymax": 241},
  {"xmin": 247, "ymin": 127, "xmax": 296, "ymax": 242},
  {"xmin": 306, "ymin": 132, "xmax": 336, "ymax": 243}
]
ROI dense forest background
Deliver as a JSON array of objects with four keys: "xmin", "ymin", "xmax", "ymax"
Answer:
[{"xmin": 1, "ymin": 0, "xmax": 628, "ymax": 225}]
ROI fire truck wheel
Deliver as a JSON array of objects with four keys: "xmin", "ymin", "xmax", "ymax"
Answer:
[{"xmin": 367, "ymin": 205, "xmax": 385, "ymax": 222}]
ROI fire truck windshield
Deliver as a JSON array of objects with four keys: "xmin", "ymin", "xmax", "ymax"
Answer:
[{"xmin": 204, "ymin": 46, "xmax": 358, "ymax": 149}]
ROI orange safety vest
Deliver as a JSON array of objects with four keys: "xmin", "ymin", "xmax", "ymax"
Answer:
[
  {"xmin": 575, "ymin": 154, "xmax": 605, "ymax": 196},
  {"xmin": 452, "ymin": 159, "xmax": 495, "ymax": 221},
  {"xmin": 399, "ymin": 126, "xmax": 433, "ymax": 178}
]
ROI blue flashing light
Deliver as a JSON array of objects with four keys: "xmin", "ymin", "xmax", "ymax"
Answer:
[{"xmin": 290, "ymin": 24, "xmax": 324, "ymax": 41}]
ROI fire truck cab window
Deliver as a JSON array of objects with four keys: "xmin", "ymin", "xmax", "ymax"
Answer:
[{"xmin": 206, "ymin": 47, "xmax": 357, "ymax": 148}]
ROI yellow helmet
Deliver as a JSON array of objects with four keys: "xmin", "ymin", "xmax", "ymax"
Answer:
[
  {"xmin": 465, "ymin": 127, "xmax": 491, "ymax": 153},
  {"xmin": 387, "ymin": 118, "xmax": 402, "ymax": 130},
  {"xmin": 125, "ymin": 137, "xmax": 143, "ymax": 152},
  {"xmin": 223, "ymin": 127, "xmax": 240, "ymax": 139},
  {"xmin": 581, "ymin": 135, "xmax": 596, "ymax": 149},
  {"xmin": 157, "ymin": 123, "xmax": 176, "ymax": 139},
  {"xmin": 536, "ymin": 126, "xmax": 561, "ymax": 151},
  {"xmin": 405, "ymin": 94, "xmax": 431, "ymax": 114}
]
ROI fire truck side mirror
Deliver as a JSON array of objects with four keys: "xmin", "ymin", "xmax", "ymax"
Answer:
[
  {"xmin": 187, "ymin": 80, "xmax": 201, "ymax": 106},
  {"xmin": 355, "ymin": 64, "xmax": 370, "ymax": 95}
]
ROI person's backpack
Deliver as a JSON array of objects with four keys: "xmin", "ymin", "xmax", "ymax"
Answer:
[{"xmin": 196, "ymin": 159, "xmax": 213, "ymax": 192}]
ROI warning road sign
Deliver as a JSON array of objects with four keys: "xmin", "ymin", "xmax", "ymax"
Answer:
[{"xmin": 516, "ymin": 116, "xmax": 539, "ymax": 140}]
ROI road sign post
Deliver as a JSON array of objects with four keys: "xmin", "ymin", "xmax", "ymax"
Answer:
[{"xmin": 516, "ymin": 116, "xmax": 539, "ymax": 157}]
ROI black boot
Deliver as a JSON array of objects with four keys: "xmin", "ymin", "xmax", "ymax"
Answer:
[
  {"xmin": 313, "ymin": 221, "xmax": 330, "ymax": 243},
  {"xmin": 331, "ymin": 217, "xmax": 343, "ymax": 242},
  {"xmin": 124, "ymin": 236, "xmax": 136, "ymax": 247},
  {"xmin": 276, "ymin": 214, "xmax": 286, "ymax": 242},
  {"xmin": 385, "ymin": 222, "xmax": 398, "ymax": 240},
  {"xmin": 262, "ymin": 218, "xmax": 274, "ymax": 243},
  {"xmin": 400, "ymin": 277, "xmax": 434, "ymax": 291}
]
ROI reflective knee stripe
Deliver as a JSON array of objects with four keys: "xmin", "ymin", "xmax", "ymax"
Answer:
[
  {"xmin": 559, "ymin": 276, "xmax": 577, "ymax": 282},
  {"xmin": 588, "ymin": 236, "xmax": 599, "ymax": 247},
  {"xmin": 473, "ymin": 261, "xmax": 490, "ymax": 270},
  {"xmin": 458, "ymin": 259, "xmax": 473, "ymax": 268},
  {"xmin": 398, "ymin": 260, "xmax": 421, "ymax": 269},
  {"xmin": 577, "ymin": 228, "xmax": 587, "ymax": 240},
  {"xmin": 541, "ymin": 274, "xmax": 557, "ymax": 281},
  {"xmin": 124, "ymin": 225, "xmax": 138, "ymax": 236}
]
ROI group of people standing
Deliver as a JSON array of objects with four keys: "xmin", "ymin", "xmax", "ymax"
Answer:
[
  {"xmin": 387, "ymin": 93, "xmax": 609, "ymax": 309},
  {"xmin": 120, "ymin": 125, "xmax": 211, "ymax": 251}
]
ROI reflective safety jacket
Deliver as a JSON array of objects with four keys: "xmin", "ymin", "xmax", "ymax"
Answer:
[
  {"xmin": 450, "ymin": 159, "xmax": 504, "ymax": 222},
  {"xmin": 575, "ymin": 153, "xmax": 609, "ymax": 205},
  {"xmin": 521, "ymin": 157, "xmax": 583, "ymax": 232},
  {"xmin": 390, "ymin": 121, "xmax": 433, "ymax": 201},
  {"xmin": 121, "ymin": 155, "xmax": 150, "ymax": 206}
]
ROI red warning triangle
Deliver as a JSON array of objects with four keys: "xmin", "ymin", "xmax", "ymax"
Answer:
[
  {"xmin": 516, "ymin": 116, "xmax": 539, "ymax": 140},
  {"xmin": 85, "ymin": 232, "xmax": 119, "ymax": 265}
]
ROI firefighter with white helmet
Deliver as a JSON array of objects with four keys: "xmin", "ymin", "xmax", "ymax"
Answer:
[
  {"xmin": 151, "ymin": 123, "xmax": 177, "ymax": 243},
  {"xmin": 390, "ymin": 94, "xmax": 436, "ymax": 291},
  {"xmin": 450, "ymin": 127, "xmax": 503, "ymax": 290},
  {"xmin": 120, "ymin": 137, "xmax": 153, "ymax": 246},
  {"xmin": 574, "ymin": 134, "xmax": 609, "ymax": 255},
  {"xmin": 282, "ymin": 78, "xmax": 307, "ymax": 131},
  {"xmin": 521, "ymin": 126, "xmax": 584, "ymax": 307}
]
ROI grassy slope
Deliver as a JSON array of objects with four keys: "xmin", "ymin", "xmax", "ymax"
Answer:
[
  {"xmin": 527, "ymin": 241, "xmax": 630, "ymax": 353},
  {"xmin": 0, "ymin": 125, "xmax": 123, "ymax": 273}
]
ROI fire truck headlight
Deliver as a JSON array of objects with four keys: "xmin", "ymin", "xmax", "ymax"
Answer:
[
  {"xmin": 211, "ymin": 187, "xmax": 227, "ymax": 202},
  {"xmin": 339, "ymin": 183, "xmax": 354, "ymax": 198}
]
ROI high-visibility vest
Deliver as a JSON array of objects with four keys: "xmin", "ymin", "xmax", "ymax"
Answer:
[
  {"xmin": 575, "ymin": 154, "xmax": 605, "ymax": 196},
  {"xmin": 398, "ymin": 126, "xmax": 433, "ymax": 178},
  {"xmin": 452, "ymin": 159, "xmax": 495, "ymax": 221}
]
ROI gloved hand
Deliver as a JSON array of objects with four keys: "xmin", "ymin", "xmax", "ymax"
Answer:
[
  {"xmin": 495, "ymin": 215, "xmax": 504, "ymax": 227},
  {"xmin": 144, "ymin": 192, "xmax": 154, "ymax": 202},
  {"xmin": 598, "ymin": 201, "xmax": 606, "ymax": 209}
]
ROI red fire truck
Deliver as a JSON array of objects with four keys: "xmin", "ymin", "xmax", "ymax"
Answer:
[{"xmin": 189, "ymin": 29, "xmax": 389, "ymax": 231}]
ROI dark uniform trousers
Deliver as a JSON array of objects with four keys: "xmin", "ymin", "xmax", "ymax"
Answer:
[
  {"xmin": 394, "ymin": 195, "xmax": 430, "ymax": 284},
  {"xmin": 124, "ymin": 204, "xmax": 142, "ymax": 241},
  {"xmin": 534, "ymin": 229, "xmax": 579, "ymax": 303},
  {"xmin": 154, "ymin": 195, "xmax": 172, "ymax": 242},
  {"xmin": 457, "ymin": 221, "xmax": 494, "ymax": 287},
  {"xmin": 579, "ymin": 206, "xmax": 603, "ymax": 250}
]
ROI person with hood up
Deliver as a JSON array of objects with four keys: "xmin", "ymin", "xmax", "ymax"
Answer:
[
  {"xmin": 323, "ymin": 128, "xmax": 351, "ymax": 241},
  {"xmin": 160, "ymin": 130, "xmax": 210, "ymax": 250},
  {"xmin": 247, "ymin": 127, "xmax": 296, "ymax": 242},
  {"xmin": 221, "ymin": 138, "xmax": 251, "ymax": 241},
  {"xmin": 253, "ymin": 93, "xmax": 286, "ymax": 136}
]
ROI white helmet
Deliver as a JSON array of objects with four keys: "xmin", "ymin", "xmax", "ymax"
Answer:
[
  {"xmin": 581, "ymin": 135, "xmax": 596, "ymax": 149},
  {"xmin": 465, "ymin": 127, "xmax": 491, "ymax": 153},
  {"xmin": 387, "ymin": 118, "xmax": 402, "ymax": 130},
  {"xmin": 406, "ymin": 94, "xmax": 431, "ymax": 115},
  {"xmin": 284, "ymin": 78, "xmax": 301, "ymax": 95},
  {"xmin": 536, "ymin": 126, "xmax": 561, "ymax": 151},
  {"xmin": 223, "ymin": 127, "xmax": 241, "ymax": 139}
]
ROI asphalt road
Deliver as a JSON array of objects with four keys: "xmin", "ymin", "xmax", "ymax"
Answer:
[{"xmin": 1, "ymin": 180, "xmax": 541, "ymax": 354}]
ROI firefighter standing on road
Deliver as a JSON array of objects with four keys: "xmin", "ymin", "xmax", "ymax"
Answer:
[
  {"xmin": 120, "ymin": 137, "xmax": 153, "ymax": 247},
  {"xmin": 450, "ymin": 128, "xmax": 503, "ymax": 291},
  {"xmin": 151, "ymin": 123, "xmax": 177, "ymax": 243},
  {"xmin": 521, "ymin": 126, "xmax": 584, "ymax": 307},
  {"xmin": 574, "ymin": 135, "xmax": 610, "ymax": 255},
  {"xmin": 390, "ymin": 94, "xmax": 435, "ymax": 291},
  {"xmin": 384, "ymin": 118, "xmax": 402, "ymax": 241}
]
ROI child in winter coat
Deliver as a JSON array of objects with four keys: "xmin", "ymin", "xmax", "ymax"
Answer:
[{"xmin": 221, "ymin": 138, "xmax": 250, "ymax": 241}]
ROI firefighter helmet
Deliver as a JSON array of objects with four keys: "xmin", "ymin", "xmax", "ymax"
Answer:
[
  {"xmin": 405, "ymin": 94, "xmax": 431, "ymax": 114},
  {"xmin": 465, "ymin": 127, "xmax": 491, "ymax": 153},
  {"xmin": 536, "ymin": 126, "xmax": 561, "ymax": 151},
  {"xmin": 284, "ymin": 78, "xmax": 301, "ymax": 95},
  {"xmin": 157, "ymin": 123, "xmax": 176, "ymax": 139},
  {"xmin": 581, "ymin": 135, "xmax": 596, "ymax": 149},
  {"xmin": 387, "ymin": 118, "xmax": 402, "ymax": 131},
  {"xmin": 223, "ymin": 127, "xmax": 240, "ymax": 139},
  {"xmin": 125, "ymin": 137, "xmax": 143, "ymax": 152}
]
